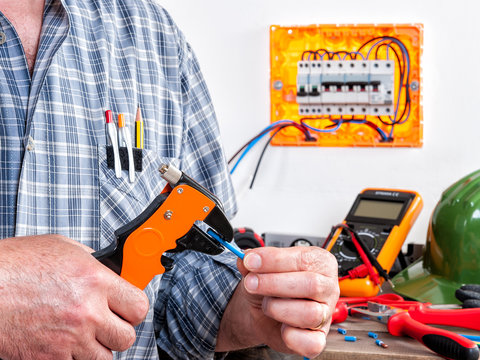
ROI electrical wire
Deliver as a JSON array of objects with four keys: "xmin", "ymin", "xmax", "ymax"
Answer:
[
  {"xmin": 249, "ymin": 125, "xmax": 288, "ymax": 189},
  {"xmin": 296, "ymin": 36, "xmax": 412, "ymax": 142},
  {"xmin": 323, "ymin": 224, "xmax": 393, "ymax": 286},
  {"xmin": 228, "ymin": 120, "xmax": 313, "ymax": 174},
  {"xmin": 228, "ymin": 36, "xmax": 412, "ymax": 188}
]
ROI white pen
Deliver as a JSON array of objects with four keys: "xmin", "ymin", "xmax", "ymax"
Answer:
[
  {"xmin": 118, "ymin": 113, "xmax": 135, "ymax": 183},
  {"xmin": 105, "ymin": 110, "xmax": 122, "ymax": 178}
]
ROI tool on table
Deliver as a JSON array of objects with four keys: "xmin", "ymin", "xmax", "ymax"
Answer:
[
  {"xmin": 351, "ymin": 301, "xmax": 479, "ymax": 360},
  {"xmin": 117, "ymin": 113, "xmax": 135, "ymax": 183},
  {"xmin": 324, "ymin": 189, "xmax": 423, "ymax": 297},
  {"xmin": 93, "ymin": 163, "xmax": 234, "ymax": 289},
  {"xmin": 393, "ymin": 170, "xmax": 480, "ymax": 304},
  {"xmin": 105, "ymin": 110, "xmax": 121, "ymax": 178},
  {"xmin": 333, "ymin": 294, "xmax": 480, "ymax": 360}
]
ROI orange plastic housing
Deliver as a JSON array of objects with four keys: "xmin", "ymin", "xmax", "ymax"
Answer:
[{"xmin": 270, "ymin": 24, "xmax": 423, "ymax": 147}]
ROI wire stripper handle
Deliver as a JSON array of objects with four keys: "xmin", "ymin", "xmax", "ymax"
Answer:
[
  {"xmin": 388, "ymin": 312, "xmax": 479, "ymax": 360},
  {"xmin": 94, "ymin": 192, "xmax": 170, "ymax": 277},
  {"xmin": 94, "ymin": 184, "xmax": 216, "ymax": 290}
]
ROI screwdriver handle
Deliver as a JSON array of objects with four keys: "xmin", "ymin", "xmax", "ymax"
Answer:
[
  {"xmin": 388, "ymin": 312, "xmax": 479, "ymax": 360},
  {"xmin": 409, "ymin": 303, "xmax": 480, "ymax": 331}
]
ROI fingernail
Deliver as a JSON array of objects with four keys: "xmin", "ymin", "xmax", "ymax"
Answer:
[
  {"xmin": 245, "ymin": 274, "xmax": 259, "ymax": 291},
  {"xmin": 244, "ymin": 253, "xmax": 262, "ymax": 270}
]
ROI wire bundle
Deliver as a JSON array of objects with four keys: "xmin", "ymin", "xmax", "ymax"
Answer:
[
  {"xmin": 300, "ymin": 36, "xmax": 412, "ymax": 140},
  {"xmin": 228, "ymin": 36, "xmax": 412, "ymax": 186},
  {"xmin": 228, "ymin": 120, "xmax": 314, "ymax": 188}
]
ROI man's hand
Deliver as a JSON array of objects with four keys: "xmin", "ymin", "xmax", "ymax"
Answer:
[
  {"xmin": 216, "ymin": 246, "xmax": 339, "ymax": 359},
  {"xmin": 0, "ymin": 234, "xmax": 149, "ymax": 360}
]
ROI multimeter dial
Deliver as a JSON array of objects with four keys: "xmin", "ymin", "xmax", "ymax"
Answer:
[
  {"xmin": 332, "ymin": 224, "xmax": 389, "ymax": 277},
  {"xmin": 326, "ymin": 189, "xmax": 422, "ymax": 297}
]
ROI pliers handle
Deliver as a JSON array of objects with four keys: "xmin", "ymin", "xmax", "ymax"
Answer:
[{"xmin": 388, "ymin": 311, "xmax": 479, "ymax": 360}]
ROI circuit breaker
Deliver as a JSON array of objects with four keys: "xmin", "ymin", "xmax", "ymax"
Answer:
[{"xmin": 296, "ymin": 60, "xmax": 394, "ymax": 116}]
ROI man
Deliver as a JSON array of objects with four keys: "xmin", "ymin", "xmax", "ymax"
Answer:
[{"xmin": 0, "ymin": 0, "xmax": 339, "ymax": 359}]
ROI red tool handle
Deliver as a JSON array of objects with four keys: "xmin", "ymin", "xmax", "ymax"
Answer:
[
  {"xmin": 388, "ymin": 311, "xmax": 479, "ymax": 360},
  {"xmin": 409, "ymin": 303, "xmax": 480, "ymax": 331},
  {"xmin": 332, "ymin": 302, "xmax": 348, "ymax": 324}
]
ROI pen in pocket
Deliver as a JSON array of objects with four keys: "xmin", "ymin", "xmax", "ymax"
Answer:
[
  {"xmin": 118, "ymin": 113, "xmax": 135, "ymax": 183},
  {"xmin": 135, "ymin": 106, "xmax": 144, "ymax": 149},
  {"xmin": 105, "ymin": 110, "xmax": 122, "ymax": 178}
]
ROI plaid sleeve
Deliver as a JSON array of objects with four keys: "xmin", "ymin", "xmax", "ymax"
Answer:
[
  {"xmin": 155, "ymin": 251, "xmax": 241, "ymax": 359},
  {"xmin": 154, "ymin": 22, "xmax": 241, "ymax": 359}
]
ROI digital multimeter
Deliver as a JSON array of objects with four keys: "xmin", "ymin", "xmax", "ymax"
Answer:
[{"xmin": 325, "ymin": 189, "xmax": 423, "ymax": 297}]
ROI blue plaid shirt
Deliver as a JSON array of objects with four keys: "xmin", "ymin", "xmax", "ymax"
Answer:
[{"xmin": 0, "ymin": 0, "xmax": 240, "ymax": 358}]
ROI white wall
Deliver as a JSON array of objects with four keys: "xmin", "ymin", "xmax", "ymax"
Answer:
[{"xmin": 159, "ymin": 0, "xmax": 480, "ymax": 247}]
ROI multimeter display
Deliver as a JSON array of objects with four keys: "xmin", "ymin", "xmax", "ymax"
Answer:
[
  {"xmin": 353, "ymin": 199, "xmax": 404, "ymax": 220},
  {"xmin": 326, "ymin": 189, "xmax": 423, "ymax": 297}
]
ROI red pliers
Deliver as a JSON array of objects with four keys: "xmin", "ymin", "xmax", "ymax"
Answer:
[{"xmin": 334, "ymin": 295, "xmax": 480, "ymax": 360}]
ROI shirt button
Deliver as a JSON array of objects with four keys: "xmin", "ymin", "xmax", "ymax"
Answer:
[
  {"xmin": 26, "ymin": 136, "xmax": 35, "ymax": 151},
  {"xmin": 0, "ymin": 32, "xmax": 6, "ymax": 45}
]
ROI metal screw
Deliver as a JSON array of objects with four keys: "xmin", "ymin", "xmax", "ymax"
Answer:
[
  {"xmin": 203, "ymin": 206, "xmax": 210, "ymax": 213},
  {"xmin": 164, "ymin": 210, "xmax": 173, "ymax": 220},
  {"xmin": 159, "ymin": 164, "xmax": 168, "ymax": 174},
  {"xmin": 273, "ymin": 80, "xmax": 283, "ymax": 90},
  {"xmin": 177, "ymin": 187, "xmax": 183, "ymax": 194},
  {"xmin": 410, "ymin": 81, "xmax": 419, "ymax": 91}
]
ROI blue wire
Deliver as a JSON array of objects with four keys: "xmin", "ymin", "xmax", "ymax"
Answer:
[
  {"xmin": 230, "ymin": 120, "xmax": 302, "ymax": 174},
  {"xmin": 206, "ymin": 229, "xmax": 245, "ymax": 260},
  {"xmin": 376, "ymin": 126, "xmax": 389, "ymax": 141},
  {"xmin": 343, "ymin": 51, "xmax": 365, "ymax": 60},
  {"xmin": 302, "ymin": 119, "xmax": 343, "ymax": 133}
]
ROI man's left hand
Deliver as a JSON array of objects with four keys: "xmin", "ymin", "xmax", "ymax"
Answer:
[{"xmin": 216, "ymin": 246, "xmax": 339, "ymax": 359}]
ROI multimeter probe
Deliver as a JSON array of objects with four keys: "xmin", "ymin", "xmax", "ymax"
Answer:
[
  {"xmin": 323, "ymin": 223, "xmax": 392, "ymax": 289},
  {"xmin": 324, "ymin": 189, "xmax": 422, "ymax": 297}
]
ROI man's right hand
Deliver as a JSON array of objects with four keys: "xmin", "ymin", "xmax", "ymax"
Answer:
[{"xmin": 0, "ymin": 234, "xmax": 149, "ymax": 360}]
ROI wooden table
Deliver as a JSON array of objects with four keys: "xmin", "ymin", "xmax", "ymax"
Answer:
[{"xmin": 226, "ymin": 316, "xmax": 480, "ymax": 360}]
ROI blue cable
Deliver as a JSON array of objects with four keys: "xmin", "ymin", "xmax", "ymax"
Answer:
[
  {"xmin": 206, "ymin": 229, "xmax": 244, "ymax": 260},
  {"xmin": 301, "ymin": 119, "xmax": 343, "ymax": 133},
  {"xmin": 230, "ymin": 120, "xmax": 304, "ymax": 174},
  {"xmin": 343, "ymin": 51, "xmax": 365, "ymax": 60}
]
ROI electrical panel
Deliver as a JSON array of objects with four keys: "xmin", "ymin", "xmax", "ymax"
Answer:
[{"xmin": 270, "ymin": 24, "xmax": 423, "ymax": 147}]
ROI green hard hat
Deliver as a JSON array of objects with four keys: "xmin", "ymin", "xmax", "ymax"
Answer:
[{"xmin": 393, "ymin": 169, "xmax": 480, "ymax": 304}]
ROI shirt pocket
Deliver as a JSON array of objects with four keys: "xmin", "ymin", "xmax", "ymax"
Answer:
[{"xmin": 97, "ymin": 144, "xmax": 179, "ymax": 249}]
